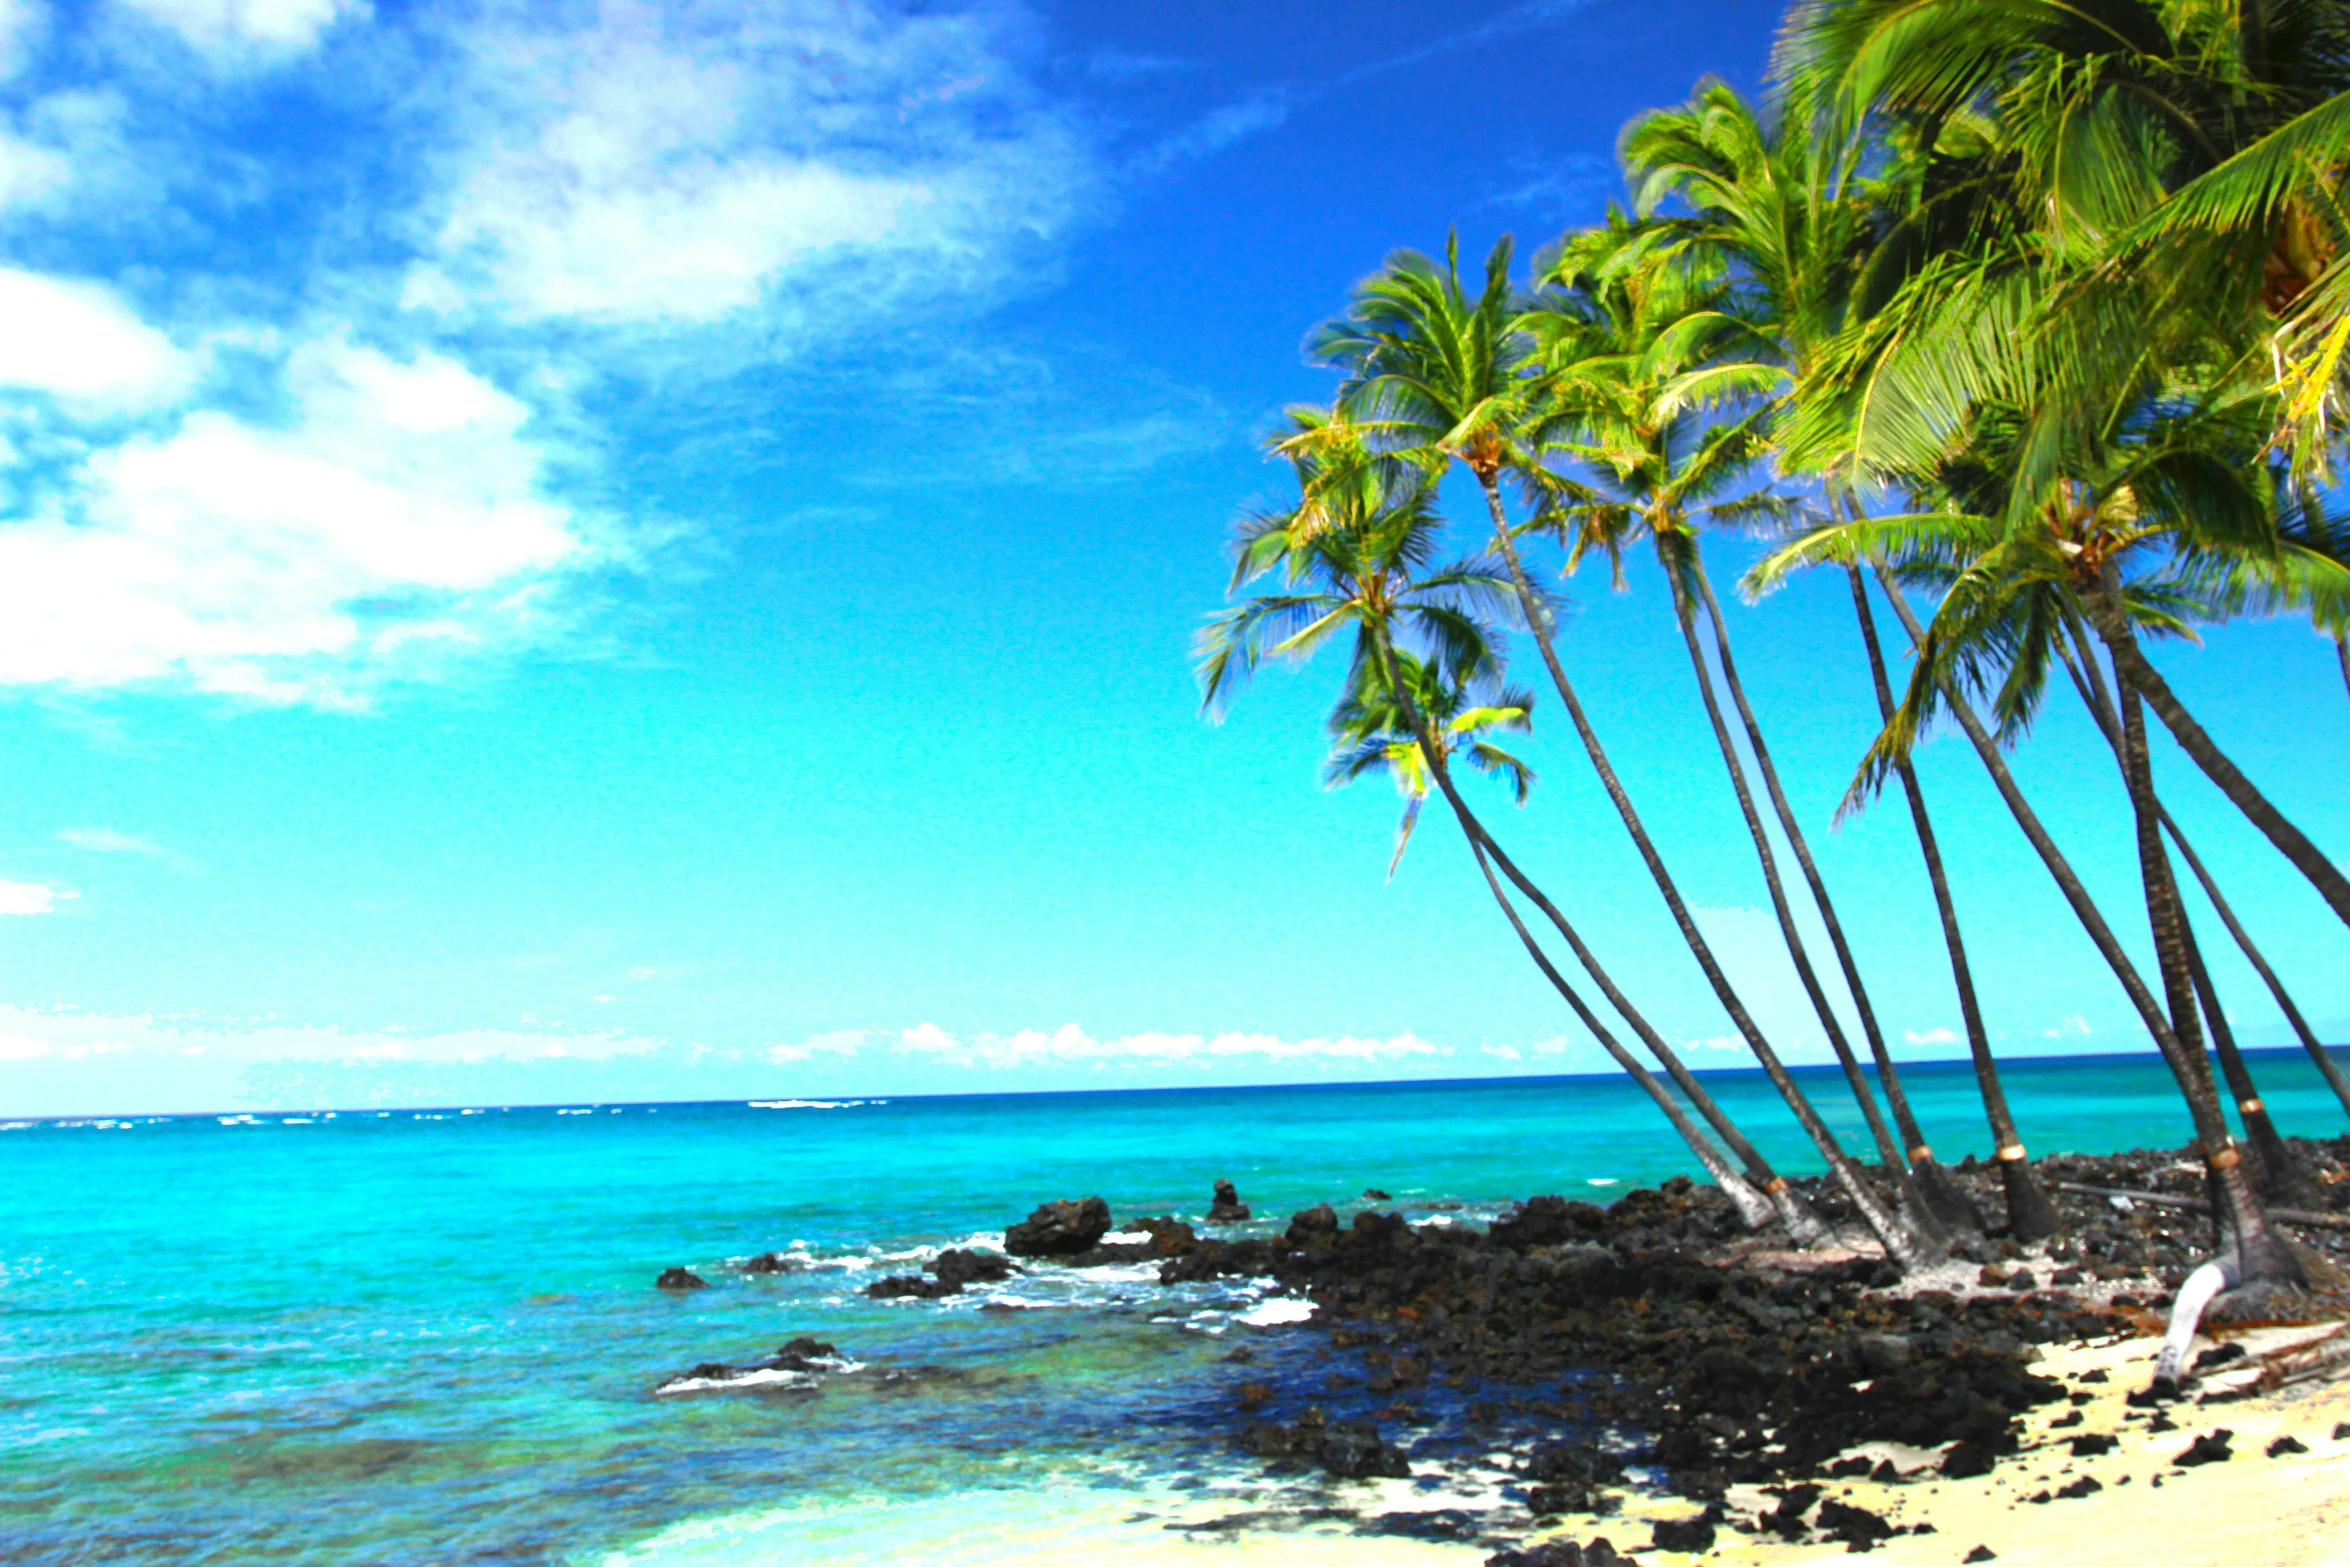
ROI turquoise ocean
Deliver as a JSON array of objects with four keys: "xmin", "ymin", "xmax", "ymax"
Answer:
[{"xmin": 6, "ymin": 1049, "xmax": 2345, "ymax": 1565}]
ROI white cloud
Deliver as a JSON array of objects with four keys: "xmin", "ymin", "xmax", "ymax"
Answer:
[
  {"xmin": 58, "ymin": 826, "xmax": 162, "ymax": 854},
  {"xmin": 886, "ymin": 1020, "xmax": 1444, "ymax": 1070},
  {"xmin": 407, "ymin": 0, "xmax": 1089, "ymax": 329},
  {"xmin": 0, "ymin": 268, "xmax": 192, "ymax": 412},
  {"xmin": 1903, "ymin": 1026, "xmax": 1959, "ymax": 1046},
  {"xmin": 2044, "ymin": 1014, "xmax": 2094, "ymax": 1039},
  {"xmin": 116, "ymin": 0, "xmax": 363, "ymax": 60},
  {"xmin": 0, "ymin": 334, "xmax": 584, "ymax": 700},
  {"xmin": 0, "ymin": 0, "xmax": 43, "ymax": 78},
  {"xmin": 1131, "ymin": 92, "xmax": 1287, "ymax": 176},
  {"xmin": 0, "ymin": 876, "xmax": 68, "ymax": 913}
]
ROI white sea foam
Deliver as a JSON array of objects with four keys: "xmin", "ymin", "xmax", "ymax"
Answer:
[
  {"xmin": 1234, "ymin": 1297, "xmax": 1315, "ymax": 1327},
  {"xmin": 748, "ymin": 1099, "xmax": 871, "ymax": 1110}
]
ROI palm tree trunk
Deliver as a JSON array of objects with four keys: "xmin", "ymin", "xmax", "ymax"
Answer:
[
  {"xmin": 1369, "ymin": 629, "xmax": 1784, "ymax": 1231},
  {"xmin": 2336, "ymin": 631, "xmax": 2349, "ymax": 708},
  {"xmin": 1880, "ymin": 574, "xmax": 2303, "ymax": 1297},
  {"xmin": 1850, "ymin": 565, "xmax": 2053, "ymax": 1241},
  {"xmin": 1462, "ymin": 832, "xmax": 1776, "ymax": 1227},
  {"xmin": 1469, "ymin": 476, "xmax": 1894, "ymax": 1256},
  {"xmin": 2180, "ymin": 915, "xmax": 2324, "ymax": 1208},
  {"xmin": 2166, "ymin": 820, "xmax": 2350, "ymax": 1121},
  {"xmin": 2091, "ymin": 602, "xmax": 2350, "ymax": 930},
  {"xmin": 1692, "ymin": 552, "xmax": 1981, "ymax": 1237},
  {"xmin": 2052, "ymin": 603, "xmax": 2350, "ymax": 1122},
  {"xmin": 2054, "ymin": 603, "xmax": 2326, "ymax": 1208}
]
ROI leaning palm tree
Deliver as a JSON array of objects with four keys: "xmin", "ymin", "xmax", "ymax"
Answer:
[
  {"xmin": 1198, "ymin": 449, "xmax": 1782, "ymax": 1229},
  {"xmin": 1624, "ymin": 81, "xmax": 1997, "ymax": 1236},
  {"xmin": 1301, "ymin": 237, "xmax": 1898, "ymax": 1258},
  {"xmin": 1523, "ymin": 226, "xmax": 1941, "ymax": 1263}
]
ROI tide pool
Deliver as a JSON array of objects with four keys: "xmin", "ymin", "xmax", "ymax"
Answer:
[{"xmin": 4, "ymin": 1050, "xmax": 2343, "ymax": 1564}]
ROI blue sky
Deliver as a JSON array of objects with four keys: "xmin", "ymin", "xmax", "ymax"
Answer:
[{"xmin": 0, "ymin": 0, "xmax": 2345, "ymax": 1118}]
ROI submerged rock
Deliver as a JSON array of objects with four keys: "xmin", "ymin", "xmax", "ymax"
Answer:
[
  {"xmin": 1005, "ymin": 1196, "xmax": 1113, "ymax": 1257},
  {"xmin": 655, "ymin": 1267, "xmax": 707, "ymax": 1291}
]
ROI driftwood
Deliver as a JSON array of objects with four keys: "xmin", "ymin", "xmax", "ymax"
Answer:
[{"xmin": 2055, "ymin": 1182, "xmax": 2350, "ymax": 1232}]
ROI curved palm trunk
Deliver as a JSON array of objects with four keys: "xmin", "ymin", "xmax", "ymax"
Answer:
[
  {"xmin": 2336, "ymin": 631, "xmax": 2349, "ymax": 710},
  {"xmin": 1693, "ymin": 554, "xmax": 1982, "ymax": 1237},
  {"xmin": 1370, "ymin": 632, "xmax": 1785, "ymax": 1231},
  {"xmin": 1879, "ymin": 577, "xmax": 2304, "ymax": 1309},
  {"xmin": 2053, "ymin": 604, "xmax": 2350, "ymax": 1123},
  {"xmin": 2054, "ymin": 606, "xmax": 2327, "ymax": 1205},
  {"xmin": 1471, "ymin": 476, "xmax": 1912, "ymax": 1259},
  {"xmin": 1851, "ymin": 566, "xmax": 2054, "ymax": 1241},
  {"xmin": 2097, "ymin": 613, "xmax": 2350, "ymax": 930}
]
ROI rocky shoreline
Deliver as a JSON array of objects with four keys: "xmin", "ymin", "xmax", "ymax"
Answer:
[{"xmin": 659, "ymin": 1138, "xmax": 2350, "ymax": 1560}]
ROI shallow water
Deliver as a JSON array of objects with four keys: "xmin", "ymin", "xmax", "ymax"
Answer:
[{"xmin": 4, "ymin": 1050, "xmax": 2342, "ymax": 1564}]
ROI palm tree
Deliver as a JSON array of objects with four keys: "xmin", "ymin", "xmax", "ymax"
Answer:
[
  {"xmin": 1326, "ymin": 648, "xmax": 1780, "ymax": 1228},
  {"xmin": 1623, "ymin": 83, "xmax": 1994, "ymax": 1236},
  {"xmin": 1304, "ymin": 239, "xmax": 1905, "ymax": 1258},
  {"xmin": 1198, "ymin": 441, "xmax": 1783, "ymax": 1229},
  {"xmin": 1324, "ymin": 653, "xmax": 1536, "ymax": 883},
  {"xmin": 1778, "ymin": 0, "xmax": 2350, "ymax": 932},
  {"xmin": 1848, "ymin": 559, "xmax": 2059, "ymax": 1239},
  {"xmin": 1524, "ymin": 227, "xmax": 1942, "ymax": 1262}
]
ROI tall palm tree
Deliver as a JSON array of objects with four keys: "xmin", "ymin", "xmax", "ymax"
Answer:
[
  {"xmin": 1623, "ymin": 84, "xmax": 1993, "ymax": 1235},
  {"xmin": 1305, "ymin": 239, "xmax": 1908, "ymax": 1260},
  {"xmin": 1525, "ymin": 229, "xmax": 1943, "ymax": 1260},
  {"xmin": 1198, "ymin": 446, "xmax": 1782, "ymax": 1229},
  {"xmin": 1848, "ymin": 560, "xmax": 2059, "ymax": 1238}
]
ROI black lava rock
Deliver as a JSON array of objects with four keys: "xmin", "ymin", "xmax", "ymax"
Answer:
[
  {"xmin": 2056, "ymin": 1476, "xmax": 2102, "ymax": 1499},
  {"xmin": 865, "ymin": 1274, "xmax": 958, "ymax": 1300},
  {"xmin": 1965, "ymin": 1548, "xmax": 1997, "ymax": 1563},
  {"xmin": 2174, "ymin": 1430, "xmax": 2233, "ymax": 1466},
  {"xmin": 656, "ymin": 1267, "xmax": 707, "ymax": 1291},
  {"xmin": 2069, "ymin": 1433, "xmax": 2118, "ymax": 1457},
  {"xmin": 1207, "ymin": 1179, "xmax": 1251, "ymax": 1224},
  {"xmin": 930, "ymin": 1247, "xmax": 1015, "ymax": 1288},
  {"xmin": 1816, "ymin": 1498, "xmax": 1893, "ymax": 1547},
  {"xmin": 1319, "ymin": 1418, "xmax": 1411, "ymax": 1479},
  {"xmin": 1005, "ymin": 1196, "xmax": 1113, "ymax": 1257},
  {"xmin": 1649, "ymin": 1516, "xmax": 1714, "ymax": 1552},
  {"xmin": 1941, "ymin": 1441, "xmax": 1998, "ymax": 1479},
  {"xmin": 742, "ymin": 1252, "xmax": 796, "ymax": 1275},
  {"xmin": 2269, "ymin": 1435, "xmax": 2309, "ymax": 1458}
]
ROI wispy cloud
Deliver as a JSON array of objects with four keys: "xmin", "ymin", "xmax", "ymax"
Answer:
[
  {"xmin": 1903, "ymin": 1026, "xmax": 1959, "ymax": 1046},
  {"xmin": 1129, "ymin": 91, "xmax": 1288, "ymax": 177},
  {"xmin": 58, "ymin": 826, "xmax": 163, "ymax": 854},
  {"xmin": 779, "ymin": 1020, "xmax": 1449, "ymax": 1070}
]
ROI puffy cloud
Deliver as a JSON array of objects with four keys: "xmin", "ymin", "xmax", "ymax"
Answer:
[
  {"xmin": 0, "ymin": 334, "xmax": 584, "ymax": 701},
  {"xmin": 0, "ymin": 876, "xmax": 68, "ymax": 912},
  {"xmin": 0, "ymin": 268, "xmax": 192, "ymax": 412},
  {"xmin": 115, "ymin": 0, "xmax": 364, "ymax": 60},
  {"xmin": 406, "ymin": 0, "xmax": 1090, "ymax": 330},
  {"xmin": 1903, "ymin": 1026, "xmax": 1959, "ymax": 1046}
]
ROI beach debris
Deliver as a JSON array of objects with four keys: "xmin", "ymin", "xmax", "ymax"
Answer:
[
  {"xmin": 2173, "ymin": 1428, "xmax": 2233, "ymax": 1466},
  {"xmin": 1004, "ymin": 1195, "xmax": 1113, "ymax": 1257},
  {"xmin": 1207, "ymin": 1179, "xmax": 1251, "ymax": 1223},
  {"xmin": 655, "ymin": 1266, "xmax": 707, "ymax": 1291}
]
